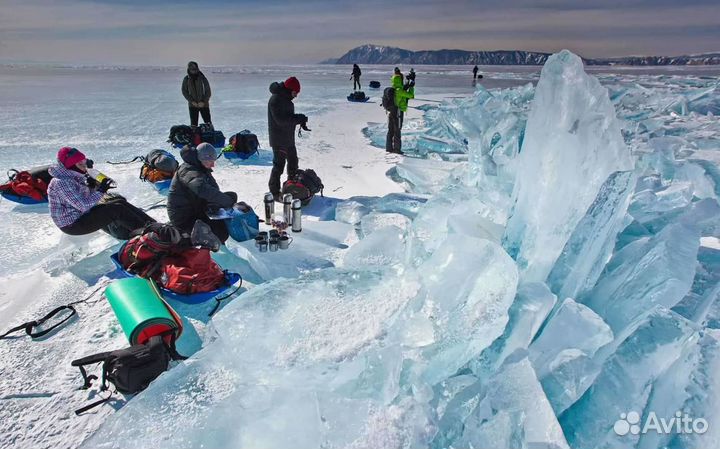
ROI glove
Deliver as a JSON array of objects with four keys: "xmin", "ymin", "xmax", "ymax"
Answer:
[
  {"xmin": 86, "ymin": 159, "xmax": 94, "ymax": 169},
  {"xmin": 97, "ymin": 177, "xmax": 114, "ymax": 193},
  {"xmin": 298, "ymin": 114, "xmax": 308, "ymax": 125},
  {"xmin": 196, "ymin": 101, "xmax": 206, "ymax": 108},
  {"xmin": 85, "ymin": 176, "xmax": 98, "ymax": 189}
]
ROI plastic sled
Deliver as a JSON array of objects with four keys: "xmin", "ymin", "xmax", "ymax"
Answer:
[
  {"xmin": 0, "ymin": 191, "xmax": 48, "ymax": 205},
  {"xmin": 223, "ymin": 150, "xmax": 258, "ymax": 160},
  {"xmin": 347, "ymin": 95, "xmax": 370, "ymax": 103},
  {"xmin": 110, "ymin": 252, "xmax": 241, "ymax": 304}
]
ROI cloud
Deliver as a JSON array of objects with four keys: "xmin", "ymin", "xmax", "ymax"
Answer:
[{"xmin": 0, "ymin": 0, "xmax": 718, "ymax": 64}]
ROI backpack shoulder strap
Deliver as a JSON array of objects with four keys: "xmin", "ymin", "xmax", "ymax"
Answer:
[{"xmin": 71, "ymin": 350, "xmax": 115, "ymax": 390}]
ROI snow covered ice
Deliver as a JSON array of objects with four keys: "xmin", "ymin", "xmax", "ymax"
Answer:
[{"xmin": 2, "ymin": 53, "xmax": 720, "ymax": 449}]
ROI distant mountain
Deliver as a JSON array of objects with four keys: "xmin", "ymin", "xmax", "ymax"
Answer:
[
  {"xmin": 326, "ymin": 44, "xmax": 720, "ymax": 66},
  {"xmin": 586, "ymin": 53, "xmax": 720, "ymax": 66}
]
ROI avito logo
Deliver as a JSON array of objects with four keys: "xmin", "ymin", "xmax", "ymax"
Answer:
[{"xmin": 614, "ymin": 411, "xmax": 708, "ymax": 436}]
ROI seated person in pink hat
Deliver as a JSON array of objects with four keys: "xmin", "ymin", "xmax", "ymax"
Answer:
[{"xmin": 47, "ymin": 147, "xmax": 155, "ymax": 239}]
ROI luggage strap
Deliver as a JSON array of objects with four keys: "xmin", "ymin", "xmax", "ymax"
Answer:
[
  {"xmin": 0, "ymin": 305, "xmax": 77, "ymax": 339},
  {"xmin": 207, "ymin": 273, "xmax": 243, "ymax": 317}
]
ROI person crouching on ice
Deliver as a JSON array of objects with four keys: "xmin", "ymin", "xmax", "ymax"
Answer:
[
  {"xmin": 48, "ymin": 147, "xmax": 156, "ymax": 239},
  {"xmin": 167, "ymin": 143, "xmax": 238, "ymax": 244}
]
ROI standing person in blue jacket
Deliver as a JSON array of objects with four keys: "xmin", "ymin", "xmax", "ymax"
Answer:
[
  {"xmin": 267, "ymin": 76, "xmax": 309, "ymax": 201},
  {"xmin": 182, "ymin": 61, "xmax": 212, "ymax": 128}
]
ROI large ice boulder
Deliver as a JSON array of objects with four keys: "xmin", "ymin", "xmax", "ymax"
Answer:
[{"xmin": 503, "ymin": 50, "xmax": 634, "ymax": 282}]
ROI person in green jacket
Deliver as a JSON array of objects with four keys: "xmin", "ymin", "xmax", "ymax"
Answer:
[{"xmin": 386, "ymin": 71, "xmax": 414, "ymax": 154}]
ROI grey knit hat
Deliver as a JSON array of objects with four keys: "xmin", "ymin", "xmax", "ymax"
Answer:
[{"xmin": 196, "ymin": 143, "xmax": 217, "ymax": 162}]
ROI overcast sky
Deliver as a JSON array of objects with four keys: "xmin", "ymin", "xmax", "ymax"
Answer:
[{"xmin": 1, "ymin": 0, "xmax": 718, "ymax": 65}]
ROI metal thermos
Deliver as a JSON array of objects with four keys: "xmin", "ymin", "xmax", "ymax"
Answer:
[
  {"xmin": 291, "ymin": 199, "xmax": 302, "ymax": 233},
  {"xmin": 263, "ymin": 192, "xmax": 275, "ymax": 223},
  {"xmin": 283, "ymin": 193, "xmax": 293, "ymax": 224}
]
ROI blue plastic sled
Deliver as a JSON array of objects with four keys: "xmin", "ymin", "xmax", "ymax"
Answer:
[
  {"xmin": 347, "ymin": 95, "xmax": 370, "ymax": 103},
  {"xmin": 222, "ymin": 150, "xmax": 259, "ymax": 160},
  {"xmin": 0, "ymin": 191, "xmax": 48, "ymax": 205},
  {"xmin": 172, "ymin": 138, "xmax": 226, "ymax": 150},
  {"xmin": 110, "ymin": 252, "xmax": 241, "ymax": 304}
]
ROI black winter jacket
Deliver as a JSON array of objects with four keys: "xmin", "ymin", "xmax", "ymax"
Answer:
[
  {"xmin": 182, "ymin": 72, "xmax": 211, "ymax": 104},
  {"xmin": 267, "ymin": 81, "xmax": 305, "ymax": 149},
  {"xmin": 167, "ymin": 146, "xmax": 235, "ymax": 231}
]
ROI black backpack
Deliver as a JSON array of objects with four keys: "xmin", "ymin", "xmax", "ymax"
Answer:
[
  {"xmin": 282, "ymin": 169, "xmax": 324, "ymax": 206},
  {"xmin": 72, "ymin": 335, "xmax": 186, "ymax": 415},
  {"xmin": 381, "ymin": 87, "xmax": 396, "ymax": 112},
  {"xmin": 229, "ymin": 130, "xmax": 260, "ymax": 155},
  {"xmin": 349, "ymin": 91, "xmax": 367, "ymax": 101},
  {"xmin": 168, "ymin": 125, "xmax": 194, "ymax": 145},
  {"xmin": 198, "ymin": 124, "xmax": 225, "ymax": 148},
  {"xmin": 145, "ymin": 149, "xmax": 179, "ymax": 174}
]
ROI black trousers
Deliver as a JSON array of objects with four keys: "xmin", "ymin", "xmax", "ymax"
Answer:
[
  {"xmin": 386, "ymin": 111, "xmax": 404, "ymax": 152},
  {"xmin": 189, "ymin": 106, "xmax": 211, "ymax": 127},
  {"xmin": 353, "ymin": 77, "xmax": 361, "ymax": 90},
  {"xmin": 173, "ymin": 192, "xmax": 238, "ymax": 244},
  {"xmin": 269, "ymin": 146, "xmax": 298, "ymax": 194},
  {"xmin": 61, "ymin": 199, "xmax": 155, "ymax": 240}
]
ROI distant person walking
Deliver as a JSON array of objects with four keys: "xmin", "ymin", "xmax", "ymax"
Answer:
[
  {"xmin": 267, "ymin": 76, "xmax": 309, "ymax": 200},
  {"xmin": 385, "ymin": 69, "xmax": 414, "ymax": 155},
  {"xmin": 182, "ymin": 61, "xmax": 212, "ymax": 128},
  {"xmin": 351, "ymin": 64, "xmax": 362, "ymax": 90},
  {"xmin": 407, "ymin": 68, "xmax": 416, "ymax": 83},
  {"xmin": 472, "ymin": 65, "xmax": 479, "ymax": 79}
]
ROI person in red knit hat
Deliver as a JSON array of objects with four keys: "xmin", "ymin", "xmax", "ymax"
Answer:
[
  {"xmin": 47, "ymin": 147, "xmax": 155, "ymax": 239},
  {"xmin": 266, "ymin": 76, "xmax": 309, "ymax": 200}
]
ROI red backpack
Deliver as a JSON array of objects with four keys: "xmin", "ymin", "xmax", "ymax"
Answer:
[
  {"xmin": 0, "ymin": 170, "xmax": 49, "ymax": 201},
  {"xmin": 158, "ymin": 248, "xmax": 226, "ymax": 294},
  {"xmin": 118, "ymin": 224, "xmax": 184, "ymax": 278}
]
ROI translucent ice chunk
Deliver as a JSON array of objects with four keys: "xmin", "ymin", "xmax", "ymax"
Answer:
[
  {"xmin": 559, "ymin": 309, "xmax": 698, "ymax": 449},
  {"xmin": 582, "ymin": 202, "xmax": 715, "ymax": 334},
  {"xmin": 359, "ymin": 212, "xmax": 411, "ymax": 238},
  {"xmin": 503, "ymin": 50, "xmax": 634, "ymax": 282},
  {"xmin": 414, "ymin": 237, "xmax": 518, "ymax": 385},
  {"xmin": 469, "ymin": 282, "xmax": 557, "ymax": 378},
  {"xmin": 529, "ymin": 298, "xmax": 613, "ymax": 414},
  {"xmin": 343, "ymin": 225, "xmax": 406, "ymax": 269},
  {"xmin": 335, "ymin": 200, "xmax": 371, "ymax": 225},
  {"xmin": 547, "ymin": 170, "xmax": 636, "ymax": 300},
  {"xmin": 438, "ymin": 358, "xmax": 570, "ymax": 449}
]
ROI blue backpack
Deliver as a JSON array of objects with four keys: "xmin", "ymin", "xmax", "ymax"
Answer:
[{"xmin": 226, "ymin": 208, "xmax": 259, "ymax": 242}]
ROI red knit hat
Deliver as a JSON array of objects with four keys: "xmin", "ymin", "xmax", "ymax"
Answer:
[
  {"xmin": 284, "ymin": 76, "xmax": 301, "ymax": 93},
  {"xmin": 57, "ymin": 147, "xmax": 86, "ymax": 169}
]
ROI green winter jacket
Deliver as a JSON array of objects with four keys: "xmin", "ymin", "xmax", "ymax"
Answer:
[{"xmin": 392, "ymin": 74, "xmax": 414, "ymax": 113}]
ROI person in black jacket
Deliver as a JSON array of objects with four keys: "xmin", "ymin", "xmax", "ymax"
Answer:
[
  {"xmin": 167, "ymin": 143, "xmax": 237, "ymax": 243},
  {"xmin": 351, "ymin": 64, "xmax": 362, "ymax": 91},
  {"xmin": 181, "ymin": 61, "xmax": 212, "ymax": 128},
  {"xmin": 267, "ymin": 76, "xmax": 308, "ymax": 200}
]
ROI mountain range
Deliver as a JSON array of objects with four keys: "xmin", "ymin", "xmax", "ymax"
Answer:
[{"xmin": 323, "ymin": 44, "xmax": 720, "ymax": 66}]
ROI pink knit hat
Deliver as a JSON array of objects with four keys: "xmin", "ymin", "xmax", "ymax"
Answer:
[{"xmin": 57, "ymin": 147, "xmax": 86, "ymax": 168}]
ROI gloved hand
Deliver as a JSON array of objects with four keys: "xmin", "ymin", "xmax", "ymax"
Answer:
[
  {"xmin": 298, "ymin": 114, "xmax": 308, "ymax": 125},
  {"xmin": 97, "ymin": 177, "xmax": 114, "ymax": 193},
  {"xmin": 85, "ymin": 176, "xmax": 98, "ymax": 189},
  {"xmin": 86, "ymin": 159, "xmax": 94, "ymax": 169},
  {"xmin": 196, "ymin": 101, "xmax": 206, "ymax": 108}
]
